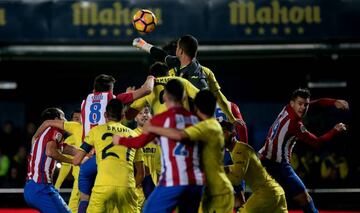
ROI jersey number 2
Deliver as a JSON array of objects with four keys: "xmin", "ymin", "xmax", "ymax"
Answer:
[{"xmin": 101, "ymin": 133, "xmax": 131, "ymax": 161}]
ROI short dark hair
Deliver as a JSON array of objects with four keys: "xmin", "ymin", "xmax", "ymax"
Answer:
[
  {"xmin": 149, "ymin": 62, "xmax": 169, "ymax": 77},
  {"xmin": 165, "ymin": 79, "xmax": 184, "ymax": 102},
  {"xmin": 106, "ymin": 99, "xmax": 123, "ymax": 121},
  {"xmin": 41, "ymin": 108, "xmax": 63, "ymax": 123},
  {"xmin": 94, "ymin": 74, "xmax": 116, "ymax": 92},
  {"xmin": 71, "ymin": 109, "xmax": 81, "ymax": 118},
  {"xmin": 194, "ymin": 90, "xmax": 216, "ymax": 117},
  {"xmin": 178, "ymin": 35, "xmax": 198, "ymax": 59},
  {"xmin": 291, "ymin": 88, "xmax": 311, "ymax": 101}
]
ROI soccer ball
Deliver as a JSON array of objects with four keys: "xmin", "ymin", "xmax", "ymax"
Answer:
[{"xmin": 133, "ymin": 9, "xmax": 158, "ymax": 34}]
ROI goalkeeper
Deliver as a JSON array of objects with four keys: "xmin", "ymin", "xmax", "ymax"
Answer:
[{"xmin": 132, "ymin": 35, "xmax": 238, "ymax": 124}]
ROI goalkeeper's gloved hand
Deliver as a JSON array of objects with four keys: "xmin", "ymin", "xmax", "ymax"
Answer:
[{"xmin": 132, "ymin": 37, "xmax": 153, "ymax": 53}]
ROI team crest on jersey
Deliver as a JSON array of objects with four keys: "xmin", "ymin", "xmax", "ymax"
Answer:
[
  {"xmin": 300, "ymin": 124, "xmax": 307, "ymax": 133},
  {"xmin": 55, "ymin": 132, "xmax": 63, "ymax": 142}
]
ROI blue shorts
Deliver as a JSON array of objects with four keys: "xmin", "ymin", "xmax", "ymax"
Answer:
[
  {"xmin": 261, "ymin": 159, "xmax": 306, "ymax": 198},
  {"xmin": 143, "ymin": 185, "xmax": 203, "ymax": 213},
  {"xmin": 24, "ymin": 180, "xmax": 70, "ymax": 213},
  {"xmin": 78, "ymin": 155, "xmax": 97, "ymax": 195},
  {"xmin": 142, "ymin": 175, "xmax": 155, "ymax": 199}
]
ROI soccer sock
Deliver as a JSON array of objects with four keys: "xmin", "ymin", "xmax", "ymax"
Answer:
[
  {"xmin": 78, "ymin": 200, "xmax": 89, "ymax": 213},
  {"xmin": 302, "ymin": 200, "xmax": 318, "ymax": 213}
]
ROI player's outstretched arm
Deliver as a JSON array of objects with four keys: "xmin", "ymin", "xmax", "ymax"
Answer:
[
  {"xmin": 132, "ymin": 75, "xmax": 155, "ymax": 101},
  {"xmin": 46, "ymin": 141, "xmax": 73, "ymax": 164},
  {"xmin": 214, "ymin": 90, "xmax": 237, "ymax": 123},
  {"xmin": 32, "ymin": 120, "xmax": 65, "ymax": 143},
  {"xmin": 144, "ymin": 123, "xmax": 188, "ymax": 141},
  {"xmin": 296, "ymin": 122, "xmax": 347, "ymax": 148},
  {"xmin": 133, "ymin": 38, "xmax": 168, "ymax": 62},
  {"xmin": 133, "ymin": 37, "xmax": 153, "ymax": 53},
  {"xmin": 335, "ymin": 99, "xmax": 349, "ymax": 110},
  {"xmin": 73, "ymin": 149, "xmax": 87, "ymax": 166},
  {"xmin": 113, "ymin": 133, "xmax": 155, "ymax": 149},
  {"xmin": 310, "ymin": 98, "xmax": 349, "ymax": 110},
  {"xmin": 62, "ymin": 144, "xmax": 78, "ymax": 156}
]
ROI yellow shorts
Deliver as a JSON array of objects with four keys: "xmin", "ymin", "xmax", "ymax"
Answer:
[
  {"xmin": 238, "ymin": 190, "xmax": 288, "ymax": 213},
  {"xmin": 135, "ymin": 186, "xmax": 145, "ymax": 212},
  {"xmin": 88, "ymin": 185, "xmax": 138, "ymax": 213},
  {"xmin": 202, "ymin": 192, "xmax": 234, "ymax": 213}
]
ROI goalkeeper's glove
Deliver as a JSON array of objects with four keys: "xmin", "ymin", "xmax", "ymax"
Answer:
[{"xmin": 132, "ymin": 37, "xmax": 153, "ymax": 53}]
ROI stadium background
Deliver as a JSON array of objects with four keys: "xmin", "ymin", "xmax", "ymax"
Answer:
[{"xmin": 0, "ymin": 0, "xmax": 359, "ymax": 212}]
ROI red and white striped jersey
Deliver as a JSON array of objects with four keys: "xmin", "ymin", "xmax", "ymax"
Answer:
[
  {"xmin": 259, "ymin": 104, "xmax": 338, "ymax": 163},
  {"xmin": 81, "ymin": 91, "xmax": 134, "ymax": 139},
  {"xmin": 153, "ymin": 107, "xmax": 204, "ymax": 187},
  {"xmin": 118, "ymin": 107, "xmax": 205, "ymax": 187},
  {"xmin": 81, "ymin": 91, "xmax": 114, "ymax": 139},
  {"xmin": 27, "ymin": 127, "xmax": 63, "ymax": 184}
]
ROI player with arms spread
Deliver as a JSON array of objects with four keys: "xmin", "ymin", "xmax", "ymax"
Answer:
[{"xmin": 259, "ymin": 88, "xmax": 348, "ymax": 213}]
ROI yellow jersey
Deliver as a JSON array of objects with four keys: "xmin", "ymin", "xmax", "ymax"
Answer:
[
  {"xmin": 184, "ymin": 118, "xmax": 233, "ymax": 196},
  {"xmin": 82, "ymin": 121, "xmax": 143, "ymax": 187},
  {"xmin": 134, "ymin": 127, "xmax": 161, "ymax": 185},
  {"xmin": 227, "ymin": 141, "xmax": 284, "ymax": 196},
  {"xmin": 168, "ymin": 68, "xmax": 176, "ymax": 77},
  {"xmin": 64, "ymin": 121, "xmax": 83, "ymax": 178},
  {"xmin": 130, "ymin": 76, "xmax": 199, "ymax": 115},
  {"xmin": 201, "ymin": 66, "xmax": 220, "ymax": 93},
  {"xmin": 64, "ymin": 121, "xmax": 83, "ymax": 148}
]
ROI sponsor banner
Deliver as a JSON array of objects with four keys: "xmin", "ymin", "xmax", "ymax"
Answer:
[{"xmin": 0, "ymin": 0, "xmax": 359, "ymax": 43}]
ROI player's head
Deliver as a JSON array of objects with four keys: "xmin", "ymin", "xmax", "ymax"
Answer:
[
  {"xmin": 149, "ymin": 62, "xmax": 169, "ymax": 77},
  {"xmin": 41, "ymin": 108, "xmax": 65, "ymax": 123},
  {"xmin": 177, "ymin": 35, "xmax": 198, "ymax": 59},
  {"xmin": 135, "ymin": 105, "xmax": 152, "ymax": 128},
  {"xmin": 220, "ymin": 121, "xmax": 236, "ymax": 144},
  {"xmin": 164, "ymin": 79, "xmax": 184, "ymax": 104},
  {"xmin": 71, "ymin": 109, "xmax": 81, "ymax": 123},
  {"xmin": 290, "ymin": 88, "xmax": 311, "ymax": 118},
  {"xmin": 93, "ymin": 74, "xmax": 116, "ymax": 92},
  {"xmin": 194, "ymin": 90, "xmax": 216, "ymax": 118},
  {"xmin": 105, "ymin": 99, "xmax": 123, "ymax": 122}
]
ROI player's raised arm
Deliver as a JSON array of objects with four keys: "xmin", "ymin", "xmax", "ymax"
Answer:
[
  {"xmin": 127, "ymin": 75, "xmax": 155, "ymax": 101},
  {"xmin": 113, "ymin": 133, "xmax": 155, "ymax": 149},
  {"xmin": 310, "ymin": 98, "xmax": 349, "ymax": 110},
  {"xmin": 133, "ymin": 38, "xmax": 165, "ymax": 60},
  {"xmin": 133, "ymin": 38, "xmax": 180, "ymax": 67},
  {"xmin": 32, "ymin": 120, "xmax": 65, "ymax": 142}
]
